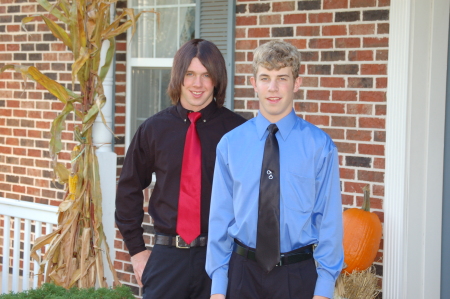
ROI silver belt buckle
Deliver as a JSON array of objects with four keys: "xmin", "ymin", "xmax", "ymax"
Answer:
[{"xmin": 176, "ymin": 235, "xmax": 190, "ymax": 249}]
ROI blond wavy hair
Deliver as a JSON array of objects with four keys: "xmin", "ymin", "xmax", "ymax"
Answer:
[{"xmin": 252, "ymin": 40, "xmax": 301, "ymax": 78}]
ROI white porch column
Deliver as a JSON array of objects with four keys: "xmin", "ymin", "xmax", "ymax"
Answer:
[
  {"xmin": 385, "ymin": 0, "xmax": 449, "ymax": 298},
  {"xmin": 93, "ymin": 22, "xmax": 117, "ymax": 286}
]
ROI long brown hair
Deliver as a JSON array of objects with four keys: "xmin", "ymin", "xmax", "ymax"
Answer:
[{"xmin": 168, "ymin": 39, "xmax": 227, "ymax": 107}]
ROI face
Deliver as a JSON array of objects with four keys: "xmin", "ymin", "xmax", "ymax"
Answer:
[
  {"xmin": 250, "ymin": 66, "xmax": 302, "ymax": 123},
  {"xmin": 179, "ymin": 57, "xmax": 214, "ymax": 112}
]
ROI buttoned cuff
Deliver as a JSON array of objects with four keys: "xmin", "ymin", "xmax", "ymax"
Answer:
[
  {"xmin": 314, "ymin": 275, "xmax": 336, "ymax": 299},
  {"xmin": 211, "ymin": 269, "xmax": 228, "ymax": 296}
]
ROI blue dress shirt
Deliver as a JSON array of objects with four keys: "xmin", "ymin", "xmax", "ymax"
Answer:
[{"xmin": 206, "ymin": 109, "xmax": 344, "ymax": 298}]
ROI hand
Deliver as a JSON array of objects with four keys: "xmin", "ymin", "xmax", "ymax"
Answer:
[
  {"xmin": 313, "ymin": 296, "xmax": 329, "ymax": 299},
  {"xmin": 130, "ymin": 249, "xmax": 151, "ymax": 287},
  {"xmin": 210, "ymin": 294, "xmax": 225, "ymax": 299}
]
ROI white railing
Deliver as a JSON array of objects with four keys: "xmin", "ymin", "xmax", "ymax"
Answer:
[{"xmin": 0, "ymin": 197, "xmax": 58, "ymax": 294}]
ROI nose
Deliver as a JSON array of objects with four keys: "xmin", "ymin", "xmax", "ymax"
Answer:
[
  {"xmin": 193, "ymin": 75, "xmax": 202, "ymax": 87},
  {"xmin": 268, "ymin": 79, "xmax": 278, "ymax": 91}
]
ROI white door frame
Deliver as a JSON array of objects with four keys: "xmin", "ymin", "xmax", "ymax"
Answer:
[{"xmin": 385, "ymin": 0, "xmax": 450, "ymax": 298}]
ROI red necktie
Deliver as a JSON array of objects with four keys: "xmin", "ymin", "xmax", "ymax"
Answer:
[{"xmin": 177, "ymin": 112, "xmax": 202, "ymax": 244}]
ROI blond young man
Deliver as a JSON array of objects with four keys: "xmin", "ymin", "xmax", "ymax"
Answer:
[{"xmin": 206, "ymin": 40, "xmax": 343, "ymax": 299}]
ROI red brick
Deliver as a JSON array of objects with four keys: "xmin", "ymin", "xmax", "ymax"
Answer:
[
  {"xmin": 309, "ymin": 39, "xmax": 333, "ymax": 49},
  {"xmin": 59, "ymin": 53, "xmax": 73, "ymax": 61},
  {"xmin": 284, "ymin": 13, "xmax": 307, "ymax": 24},
  {"xmin": 341, "ymin": 194, "xmax": 354, "ymax": 205},
  {"xmin": 363, "ymin": 37, "xmax": 389, "ymax": 48},
  {"xmin": 306, "ymin": 90, "xmax": 330, "ymax": 100},
  {"xmin": 296, "ymin": 26, "xmax": 320, "ymax": 36},
  {"xmin": 235, "ymin": 88, "xmax": 254, "ymax": 98},
  {"xmin": 374, "ymin": 158, "xmax": 385, "ymax": 169},
  {"xmin": 28, "ymin": 149, "xmax": 42, "ymax": 157},
  {"xmin": 309, "ymin": 13, "xmax": 333, "ymax": 23},
  {"xmin": 378, "ymin": 23, "xmax": 389, "ymax": 34},
  {"xmin": 247, "ymin": 100, "xmax": 259, "ymax": 110},
  {"xmin": 359, "ymin": 143, "xmax": 384, "ymax": 155},
  {"xmin": 323, "ymin": 0, "xmax": 348, "ymax": 9},
  {"xmin": 115, "ymin": 251, "xmax": 131, "ymax": 262},
  {"xmin": 248, "ymin": 28, "xmax": 270, "ymax": 38},
  {"xmin": 349, "ymin": 24, "xmax": 376, "ymax": 35},
  {"xmin": 361, "ymin": 64, "xmax": 387, "ymax": 75},
  {"xmin": 13, "ymin": 147, "xmax": 26, "ymax": 156},
  {"xmin": 7, "ymin": 44, "xmax": 19, "ymax": 51},
  {"xmin": 376, "ymin": 50, "xmax": 389, "ymax": 61},
  {"xmin": 301, "ymin": 77, "xmax": 319, "ymax": 87},
  {"xmin": 373, "ymin": 184, "xmax": 385, "ymax": 196},
  {"xmin": 344, "ymin": 181, "xmax": 367, "ymax": 193},
  {"xmin": 347, "ymin": 130, "xmax": 372, "ymax": 141},
  {"xmin": 376, "ymin": 77, "xmax": 388, "ymax": 89},
  {"xmin": 332, "ymin": 90, "xmax": 357, "ymax": 101},
  {"xmin": 358, "ymin": 170, "xmax": 384, "ymax": 183},
  {"xmin": 321, "ymin": 103, "xmax": 345, "ymax": 113},
  {"xmin": 13, "ymin": 129, "xmax": 26, "ymax": 137},
  {"xmin": 260, "ymin": 14, "xmax": 282, "ymax": 25},
  {"xmin": 322, "ymin": 128, "xmax": 345, "ymax": 139},
  {"xmin": 294, "ymin": 101, "xmax": 319, "ymax": 113},
  {"xmin": 375, "ymin": 105, "xmax": 386, "ymax": 116},
  {"xmin": 273, "ymin": 1, "xmax": 295, "ymax": 12},
  {"xmin": 236, "ymin": 16, "xmax": 257, "ymax": 26},
  {"xmin": 347, "ymin": 103, "xmax": 372, "ymax": 115},
  {"xmin": 236, "ymin": 63, "xmax": 252, "ymax": 74},
  {"xmin": 348, "ymin": 50, "xmax": 374, "ymax": 61},
  {"xmin": 6, "ymin": 137, "xmax": 19, "ymax": 146},
  {"xmin": 360, "ymin": 91, "xmax": 386, "ymax": 102},
  {"xmin": 331, "ymin": 116, "xmax": 356, "ymax": 127},
  {"xmin": 13, "ymin": 185, "xmax": 25, "ymax": 193},
  {"xmin": 22, "ymin": 4, "xmax": 35, "ymax": 13},
  {"xmin": 336, "ymin": 142, "xmax": 357, "ymax": 154},
  {"xmin": 285, "ymin": 39, "xmax": 307, "ymax": 49},
  {"xmin": 350, "ymin": 0, "xmax": 376, "ymax": 7},
  {"xmin": 0, "ymin": 109, "xmax": 12, "ymax": 117},
  {"xmin": 360, "ymin": 117, "xmax": 385, "ymax": 129},
  {"xmin": 236, "ymin": 40, "xmax": 258, "ymax": 50},
  {"xmin": 305, "ymin": 115, "xmax": 329, "ymax": 126},
  {"xmin": 340, "ymin": 168, "xmax": 355, "ymax": 179},
  {"xmin": 336, "ymin": 38, "xmax": 360, "ymax": 48},
  {"xmin": 323, "ymin": 25, "xmax": 347, "ymax": 36},
  {"xmin": 320, "ymin": 77, "xmax": 345, "ymax": 88},
  {"xmin": 379, "ymin": 0, "xmax": 390, "ymax": 6}
]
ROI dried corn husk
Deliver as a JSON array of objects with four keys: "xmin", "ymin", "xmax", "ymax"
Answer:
[{"xmin": 334, "ymin": 266, "xmax": 380, "ymax": 299}]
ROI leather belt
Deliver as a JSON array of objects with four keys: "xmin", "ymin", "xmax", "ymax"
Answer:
[
  {"xmin": 155, "ymin": 234, "xmax": 207, "ymax": 249},
  {"xmin": 233, "ymin": 240, "xmax": 314, "ymax": 267}
]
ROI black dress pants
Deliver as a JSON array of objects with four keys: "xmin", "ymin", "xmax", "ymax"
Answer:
[
  {"xmin": 226, "ymin": 251, "xmax": 318, "ymax": 299},
  {"xmin": 141, "ymin": 244, "xmax": 211, "ymax": 299}
]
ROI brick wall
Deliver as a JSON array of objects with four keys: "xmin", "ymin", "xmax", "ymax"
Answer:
[
  {"xmin": 233, "ymin": 0, "xmax": 388, "ymax": 294},
  {"xmin": 0, "ymin": 0, "xmax": 388, "ymax": 297}
]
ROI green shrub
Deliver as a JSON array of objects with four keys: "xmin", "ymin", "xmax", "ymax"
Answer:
[{"xmin": 0, "ymin": 283, "xmax": 135, "ymax": 299}]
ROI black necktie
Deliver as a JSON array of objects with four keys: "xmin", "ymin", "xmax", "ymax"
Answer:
[{"xmin": 255, "ymin": 124, "xmax": 281, "ymax": 272}]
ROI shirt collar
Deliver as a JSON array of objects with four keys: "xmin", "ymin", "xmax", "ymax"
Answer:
[
  {"xmin": 255, "ymin": 108, "xmax": 297, "ymax": 141},
  {"xmin": 176, "ymin": 99, "xmax": 218, "ymax": 122}
]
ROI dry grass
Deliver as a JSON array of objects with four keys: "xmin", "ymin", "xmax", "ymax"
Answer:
[{"xmin": 334, "ymin": 266, "xmax": 380, "ymax": 299}]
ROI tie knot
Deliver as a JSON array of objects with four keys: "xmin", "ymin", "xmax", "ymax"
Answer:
[
  {"xmin": 188, "ymin": 112, "xmax": 201, "ymax": 124},
  {"xmin": 268, "ymin": 124, "xmax": 278, "ymax": 134}
]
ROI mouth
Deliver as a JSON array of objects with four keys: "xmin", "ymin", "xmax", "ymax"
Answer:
[
  {"xmin": 266, "ymin": 97, "xmax": 281, "ymax": 103},
  {"xmin": 191, "ymin": 91, "xmax": 204, "ymax": 98}
]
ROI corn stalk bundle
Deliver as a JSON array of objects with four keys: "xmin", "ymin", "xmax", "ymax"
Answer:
[
  {"xmin": 334, "ymin": 266, "xmax": 381, "ymax": 299},
  {"xmin": 0, "ymin": 0, "xmax": 154, "ymax": 289}
]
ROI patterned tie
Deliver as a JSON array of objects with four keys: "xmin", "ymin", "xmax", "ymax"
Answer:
[
  {"xmin": 177, "ymin": 112, "xmax": 202, "ymax": 244},
  {"xmin": 255, "ymin": 124, "xmax": 281, "ymax": 272}
]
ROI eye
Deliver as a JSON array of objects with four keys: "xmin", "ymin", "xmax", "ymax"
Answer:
[
  {"xmin": 203, "ymin": 73, "xmax": 210, "ymax": 78},
  {"xmin": 185, "ymin": 72, "xmax": 193, "ymax": 77}
]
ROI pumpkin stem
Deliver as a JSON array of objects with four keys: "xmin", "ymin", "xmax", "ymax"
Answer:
[{"xmin": 362, "ymin": 185, "xmax": 371, "ymax": 212}]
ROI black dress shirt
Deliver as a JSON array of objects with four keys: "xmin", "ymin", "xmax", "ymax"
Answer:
[{"xmin": 115, "ymin": 100, "xmax": 246, "ymax": 256}]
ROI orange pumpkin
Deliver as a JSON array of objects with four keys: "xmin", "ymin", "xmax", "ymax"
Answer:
[{"xmin": 342, "ymin": 185, "xmax": 382, "ymax": 274}]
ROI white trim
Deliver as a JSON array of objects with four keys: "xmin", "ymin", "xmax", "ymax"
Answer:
[{"xmin": 385, "ymin": 0, "xmax": 450, "ymax": 297}]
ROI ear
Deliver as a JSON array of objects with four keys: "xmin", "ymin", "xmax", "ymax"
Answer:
[
  {"xmin": 250, "ymin": 76, "xmax": 257, "ymax": 92},
  {"xmin": 293, "ymin": 76, "xmax": 302, "ymax": 92}
]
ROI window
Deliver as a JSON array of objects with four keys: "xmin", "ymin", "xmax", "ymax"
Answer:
[{"xmin": 126, "ymin": 0, "xmax": 235, "ymax": 147}]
